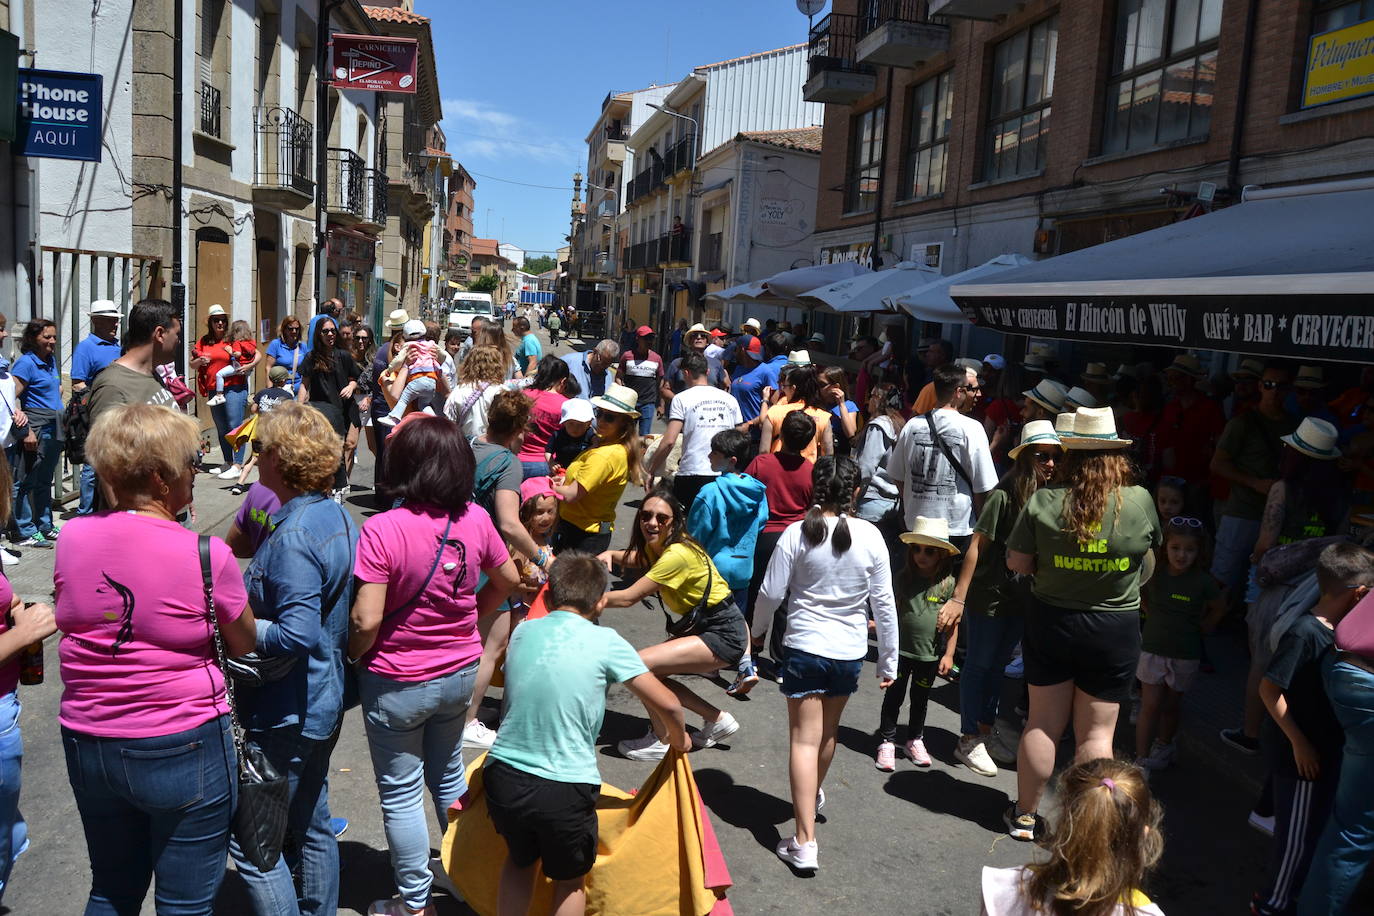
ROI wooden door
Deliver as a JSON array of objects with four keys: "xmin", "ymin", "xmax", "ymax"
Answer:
[
  {"xmin": 256, "ymin": 246, "xmax": 279, "ymax": 389},
  {"xmin": 194, "ymin": 235, "xmax": 233, "ymax": 409}
]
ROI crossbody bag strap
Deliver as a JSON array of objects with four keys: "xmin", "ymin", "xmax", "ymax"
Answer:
[
  {"xmin": 385, "ymin": 512, "xmax": 454, "ymax": 620},
  {"xmin": 201, "ymin": 535, "xmax": 247, "ymax": 765},
  {"xmin": 456, "ymin": 383, "xmax": 490, "ymax": 426},
  {"xmin": 924, "ymin": 411, "xmax": 974, "ymax": 491},
  {"xmin": 658, "ymin": 545, "xmax": 716, "ymax": 629}
]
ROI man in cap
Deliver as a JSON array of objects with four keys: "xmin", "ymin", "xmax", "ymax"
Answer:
[
  {"xmin": 1225, "ymin": 358, "xmax": 1265, "ymax": 420},
  {"xmin": 1157, "ymin": 354, "xmax": 1225, "ymax": 512},
  {"xmin": 722, "ymin": 317, "xmax": 762, "ymax": 373},
  {"xmin": 70, "ymin": 300, "xmax": 125, "ymax": 515},
  {"xmin": 662, "ymin": 323, "xmax": 730, "ymax": 403},
  {"xmin": 616, "ymin": 326, "xmax": 665, "ymax": 437},
  {"xmin": 562, "ymin": 339, "xmax": 619, "ymax": 401},
  {"xmin": 806, "ymin": 331, "xmax": 828, "ymax": 355},
  {"xmin": 704, "ymin": 326, "xmax": 730, "ymax": 361},
  {"xmin": 1290, "ymin": 365, "xmax": 1337, "ymax": 424}
]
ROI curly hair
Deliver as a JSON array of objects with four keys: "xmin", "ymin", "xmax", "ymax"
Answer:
[
  {"xmin": 802, "ymin": 456, "xmax": 861, "ymax": 553},
  {"xmin": 486, "ymin": 388, "xmax": 533, "ymax": 440},
  {"xmin": 255, "ymin": 402, "xmax": 342, "ymax": 493},
  {"xmin": 1059, "ymin": 450, "xmax": 1135, "ymax": 543},
  {"xmin": 85, "ymin": 403, "xmax": 201, "ymax": 506},
  {"xmin": 459, "ymin": 345, "xmax": 506, "ymax": 385}
]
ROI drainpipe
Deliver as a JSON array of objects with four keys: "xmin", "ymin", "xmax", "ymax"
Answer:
[
  {"xmin": 171, "ymin": 0, "xmax": 185, "ymax": 317},
  {"xmin": 11, "ymin": 0, "xmax": 37, "ymax": 322},
  {"xmin": 1225, "ymin": 0, "xmax": 1260, "ymax": 195},
  {"xmin": 870, "ymin": 66, "xmax": 894, "ymax": 270},
  {"xmin": 314, "ymin": 0, "xmax": 344, "ymax": 309}
]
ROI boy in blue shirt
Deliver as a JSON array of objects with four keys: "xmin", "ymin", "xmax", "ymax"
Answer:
[{"xmin": 485, "ymin": 553, "xmax": 688, "ymax": 916}]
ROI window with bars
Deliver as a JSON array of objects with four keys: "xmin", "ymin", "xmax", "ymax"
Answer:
[
  {"xmin": 846, "ymin": 105, "xmax": 885, "ymax": 213},
  {"xmin": 1102, "ymin": 0, "xmax": 1220, "ymax": 154},
  {"xmin": 902, "ymin": 71, "xmax": 952, "ymax": 200},
  {"xmin": 985, "ymin": 16, "xmax": 1057, "ymax": 182}
]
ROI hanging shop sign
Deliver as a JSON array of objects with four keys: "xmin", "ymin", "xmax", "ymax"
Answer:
[
  {"xmin": 16, "ymin": 68, "xmax": 103, "ymax": 161},
  {"xmin": 329, "ymin": 35, "xmax": 419, "ymax": 93},
  {"xmin": 955, "ymin": 292, "xmax": 1374, "ymax": 364},
  {"xmin": 1302, "ymin": 18, "xmax": 1374, "ymax": 108},
  {"xmin": 327, "ymin": 228, "xmax": 377, "ymax": 275}
]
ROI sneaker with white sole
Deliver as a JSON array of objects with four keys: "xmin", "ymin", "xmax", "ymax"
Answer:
[
  {"xmin": 955, "ymin": 734, "xmax": 999, "ymax": 777},
  {"xmin": 217, "ymin": 464, "xmax": 242, "ymax": 480},
  {"xmin": 618, "ymin": 731, "xmax": 669, "ymax": 761},
  {"xmin": 692, "ymin": 711, "xmax": 740, "ymax": 749},
  {"xmin": 875, "ymin": 741, "xmax": 896, "ymax": 772},
  {"xmin": 1004, "ymin": 803, "xmax": 1045, "ymax": 842},
  {"xmin": 726, "ymin": 664, "xmax": 759, "ymax": 697},
  {"xmin": 775, "ymin": 836, "xmax": 818, "ymax": 872},
  {"xmin": 816, "ymin": 787, "xmax": 825, "ymax": 813},
  {"xmin": 16, "ymin": 535, "xmax": 51, "ymax": 550},
  {"xmin": 462, "ymin": 719, "xmax": 497, "ymax": 750},
  {"xmin": 0, "ymin": 548, "xmax": 18, "ymax": 567},
  {"xmin": 376, "ymin": 414, "xmax": 399, "ymax": 427},
  {"xmin": 1247, "ymin": 810, "xmax": 1275, "ymax": 836},
  {"xmin": 206, "ymin": 394, "xmax": 226, "ymax": 407},
  {"xmin": 904, "ymin": 737, "xmax": 932, "ymax": 767},
  {"xmin": 367, "ymin": 898, "xmax": 435, "ymax": 916}
]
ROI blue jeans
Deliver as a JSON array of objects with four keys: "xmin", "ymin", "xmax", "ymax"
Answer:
[
  {"xmin": 1298, "ymin": 660, "xmax": 1374, "ymax": 915},
  {"xmin": 0, "ymin": 693, "xmax": 26, "ymax": 905},
  {"xmin": 520, "ymin": 460, "xmax": 549, "ymax": 480},
  {"xmin": 229, "ymin": 724, "xmax": 339, "ymax": 916},
  {"xmin": 62, "ymin": 715, "xmax": 236, "ymax": 916},
  {"xmin": 359, "ymin": 661, "xmax": 478, "ymax": 911},
  {"xmin": 8, "ymin": 421, "xmax": 61, "ymax": 539},
  {"xmin": 959, "ymin": 611, "xmax": 1024, "ymax": 737},
  {"xmin": 637, "ymin": 412, "xmax": 655, "ymax": 438},
  {"xmin": 78, "ymin": 463, "xmax": 98, "ymax": 515},
  {"xmin": 209, "ymin": 385, "xmax": 248, "ymax": 466},
  {"xmin": 387, "ymin": 376, "xmax": 437, "ymax": 419}
]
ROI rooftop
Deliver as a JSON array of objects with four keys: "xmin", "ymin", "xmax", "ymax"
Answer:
[
  {"xmin": 363, "ymin": 4, "xmax": 429, "ymax": 24},
  {"xmin": 736, "ymin": 126, "xmax": 824, "ymax": 154},
  {"xmin": 694, "ymin": 43, "xmax": 805, "ymax": 72}
]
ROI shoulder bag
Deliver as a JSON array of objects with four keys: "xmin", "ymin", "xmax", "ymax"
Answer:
[
  {"xmin": 923, "ymin": 411, "xmax": 975, "ymax": 491},
  {"xmin": 200, "ymin": 535, "xmax": 289, "ymax": 873},
  {"xmin": 662, "ymin": 547, "xmax": 716, "ymax": 639}
]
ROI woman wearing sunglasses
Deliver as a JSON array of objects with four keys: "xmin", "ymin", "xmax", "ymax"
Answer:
[
  {"xmin": 191, "ymin": 305, "xmax": 257, "ymax": 478},
  {"xmin": 936, "ymin": 420, "xmax": 1063, "ymax": 779},
  {"xmin": 297, "ymin": 317, "xmax": 360, "ymax": 498},
  {"xmin": 1003, "ymin": 407, "xmax": 1162, "ymax": 843},
  {"xmin": 549, "ymin": 383, "xmax": 643, "ymax": 556},
  {"xmin": 599, "ymin": 489, "xmax": 748, "ymax": 762},
  {"xmin": 347, "ymin": 326, "xmax": 377, "ymax": 479}
]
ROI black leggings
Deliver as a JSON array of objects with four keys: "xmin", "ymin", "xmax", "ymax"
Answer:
[{"xmin": 879, "ymin": 657, "xmax": 938, "ymax": 742}]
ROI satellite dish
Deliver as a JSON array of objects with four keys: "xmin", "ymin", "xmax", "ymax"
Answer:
[{"xmin": 796, "ymin": 0, "xmax": 825, "ymax": 15}]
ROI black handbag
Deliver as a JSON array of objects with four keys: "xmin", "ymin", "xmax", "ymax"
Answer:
[
  {"xmin": 200, "ymin": 536, "xmax": 290, "ymax": 873},
  {"xmin": 662, "ymin": 548, "xmax": 716, "ymax": 639}
]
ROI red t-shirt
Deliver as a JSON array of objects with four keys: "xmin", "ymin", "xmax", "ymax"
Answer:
[
  {"xmin": 194, "ymin": 338, "xmax": 257, "ymax": 395},
  {"xmin": 1158, "ymin": 395, "xmax": 1224, "ymax": 486},
  {"xmin": 519, "ymin": 388, "xmax": 568, "ymax": 463},
  {"xmin": 745, "ymin": 452, "xmax": 814, "ymax": 533}
]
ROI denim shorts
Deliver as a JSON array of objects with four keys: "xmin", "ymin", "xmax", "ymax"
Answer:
[{"xmin": 780, "ymin": 648, "xmax": 863, "ymax": 699}]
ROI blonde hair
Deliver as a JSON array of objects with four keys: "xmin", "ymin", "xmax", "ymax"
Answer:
[
  {"xmin": 255, "ymin": 402, "xmax": 342, "ymax": 493},
  {"xmin": 85, "ymin": 404, "xmax": 200, "ymax": 505},
  {"xmin": 228, "ymin": 319, "xmax": 253, "ymax": 342},
  {"xmin": 594, "ymin": 411, "xmax": 643, "ymax": 487},
  {"xmin": 1060, "ymin": 451, "xmax": 1135, "ymax": 543},
  {"xmin": 1026, "ymin": 759, "xmax": 1164, "ymax": 916},
  {"xmin": 459, "ymin": 345, "xmax": 505, "ymax": 385}
]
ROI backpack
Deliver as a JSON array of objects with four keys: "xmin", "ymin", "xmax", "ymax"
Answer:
[
  {"xmin": 65, "ymin": 389, "xmax": 92, "ymax": 464},
  {"xmin": 471, "ymin": 445, "xmax": 515, "ymax": 516}
]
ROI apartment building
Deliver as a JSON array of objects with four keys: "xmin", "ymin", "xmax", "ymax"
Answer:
[
  {"xmin": 806, "ymin": 0, "xmax": 1374, "ymax": 357},
  {"xmin": 470, "ymin": 237, "xmax": 513, "ymax": 303},
  {"xmin": 446, "ymin": 163, "xmax": 476, "ymax": 287}
]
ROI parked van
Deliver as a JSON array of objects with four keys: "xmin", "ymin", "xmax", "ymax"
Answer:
[{"xmin": 447, "ymin": 292, "xmax": 498, "ymax": 335}]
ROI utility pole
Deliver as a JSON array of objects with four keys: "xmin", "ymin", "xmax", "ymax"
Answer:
[{"xmin": 314, "ymin": 0, "xmax": 344, "ymax": 311}]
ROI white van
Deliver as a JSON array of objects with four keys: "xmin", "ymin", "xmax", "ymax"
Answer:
[{"xmin": 447, "ymin": 292, "xmax": 497, "ymax": 336}]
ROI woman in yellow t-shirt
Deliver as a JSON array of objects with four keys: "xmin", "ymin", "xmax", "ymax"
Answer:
[
  {"xmin": 600, "ymin": 489, "xmax": 747, "ymax": 762},
  {"xmin": 550, "ymin": 383, "xmax": 644, "ymax": 555},
  {"xmin": 760, "ymin": 365, "xmax": 833, "ymax": 462}
]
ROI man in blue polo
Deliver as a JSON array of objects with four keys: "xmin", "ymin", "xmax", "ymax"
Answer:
[
  {"xmin": 562, "ymin": 338, "xmax": 618, "ymax": 401},
  {"xmin": 71, "ymin": 299, "xmax": 123, "ymax": 515},
  {"xmin": 730, "ymin": 331, "xmax": 787, "ymax": 446}
]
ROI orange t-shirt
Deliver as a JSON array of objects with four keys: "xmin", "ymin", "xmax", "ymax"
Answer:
[{"xmin": 766, "ymin": 402, "xmax": 831, "ymax": 463}]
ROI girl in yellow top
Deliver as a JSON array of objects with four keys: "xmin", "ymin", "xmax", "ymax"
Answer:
[
  {"xmin": 550, "ymin": 383, "xmax": 644, "ymax": 556},
  {"xmin": 600, "ymin": 489, "xmax": 749, "ymax": 762},
  {"xmin": 760, "ymin": 365, "xmax": 833, "ymax": 463}
]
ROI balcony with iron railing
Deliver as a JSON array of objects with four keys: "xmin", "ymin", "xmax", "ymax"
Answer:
[
  {"xmin": 700, "ymin": 232, "xmax": 724, "ymax": 272},
  {"xmin": 803, "ymin": 13, "xmax": 878, "ymax": 104},
  {"xmin": 625, "ymin": 241, "xmax": 648, "ymax": 270},
  {"xmin": 199, "ymin": 81, "xmax": 222, "ymax": 139},
  {"xmin": 665, "ymin": 133, "xmax": 697, "ymax": 177},
  {"xmin": 856, "ymin": 0, "xmax": 949, "ymax": 68},
  {"xmin": 657, "ymin": 229, "xmax": 692, "ymax": 265},
  {"xmin": 325, "ymin": 148, "xmax": 366, "ymax": 222},
  {"xmin": 253, "ymin": 106, "xmax": 314, "ymax": 207},
  {"xmin": 359, "ymin": 167, "xmax": 389, "ymax": 230}
]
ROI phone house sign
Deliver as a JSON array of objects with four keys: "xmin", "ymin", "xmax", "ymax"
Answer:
[{"xmin": 16, "ymin": 69, "xmax": 103, "ymax": 162}]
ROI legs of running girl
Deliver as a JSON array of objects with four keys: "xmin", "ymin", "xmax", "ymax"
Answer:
[{"xmin": 780, "ymin": 693, "xmax": 848, "ymax": 871}]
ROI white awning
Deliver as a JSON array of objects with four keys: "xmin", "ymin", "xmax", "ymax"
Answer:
[
  {"xmin": 884, "ymin": 254, "xmax": 1033, "ymax": 322},
  {"xmin": 795, "ymin": 261, "xmax": 941, "ymax": 314},
  {"xmin": 763, "ymin": 262, "xmax": 870, "ymax": 298}
]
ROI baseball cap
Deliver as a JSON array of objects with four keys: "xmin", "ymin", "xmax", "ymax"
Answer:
[
  {"xmin": 709, "ymin": 328, "xmax": 726, "ymax": 338},
  {"xmin": 636, "ymin": 325, "xmax": 655, "ymax": 337},
  {"xmin": 745, "ymin": 335, "xmax": 762, "ymax": 355},
  {"xmin": 982, "ymin": 353, "xmax": 1006, "ymax": 371},
  {"xmin": 560, "ymin": 398, "xmax": 595, "ymax": 424},
  {"xmin": 808, "ymin": 332, "xmax": 826, "ymax": 344},
  {"xmin": 402, "ymin": 319, "xmax": 426, "ymax": 338},
  {"xmin": 267, "ymin": 365, "xmax": 290, "ymax": 383},
  {"xmin": 519, "ymin": 476, "xmax": 560, "ymax": 504},
  {"xmin": 742, "ymin": 318, "xmax": 761, "ymax": 332}
]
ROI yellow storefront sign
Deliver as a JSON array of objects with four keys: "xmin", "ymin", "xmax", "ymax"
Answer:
[{"xmin": 1303, "ymin": 17, "xmax": 1374, "ymax": 108}]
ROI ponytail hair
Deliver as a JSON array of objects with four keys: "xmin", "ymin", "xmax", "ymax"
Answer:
[{"xmin": 801, "ymin": 455, "xmax": 861, "ymax": 553}]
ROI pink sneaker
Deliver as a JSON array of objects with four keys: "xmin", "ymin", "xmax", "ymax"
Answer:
[
  {"xmin": 904, "ymin": 737, "xmax": 932, "ymax": 767},
  {"xmin": 875, "ymin": 740, "xmax": 896, "ymax": 772}
]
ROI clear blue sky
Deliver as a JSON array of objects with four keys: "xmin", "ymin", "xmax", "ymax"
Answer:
[{"xmin": 429, "ymin": 0, "xmax": 824, "ymax": 265}]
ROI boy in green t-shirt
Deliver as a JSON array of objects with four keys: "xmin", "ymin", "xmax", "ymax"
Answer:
[{"xmin": 484, "ymin": 553, "xmax": 688, "ymax": 916}]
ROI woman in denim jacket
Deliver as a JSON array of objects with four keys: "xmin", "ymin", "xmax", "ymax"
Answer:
[{"xmin": 229, "ymin": 403, "xmax": 359, "ymax": 916}]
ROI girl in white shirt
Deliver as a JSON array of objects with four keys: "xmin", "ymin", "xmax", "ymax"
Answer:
[{"xmin": 755, "ymin": 456, "xmax": 898, "ymax": 873}]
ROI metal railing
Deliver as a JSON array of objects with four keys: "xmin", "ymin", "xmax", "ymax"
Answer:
[
  {"xmin": 199, "ymin": 81, "xmax": 222, "ymax": 138},
  {"xmin": 665, "ymin": 133, "xmax": 697, "ymax": 176},
  {"xmin": 657, "ymin": 229, "xmax": 692, "ymax": 264},
  {"xmin": 807, "ymin": 13, "xmax": 874, "ymax": 77},
  {"xmin": 605, "ymin": 122, "xmax": 630, "ymax": 141},
  {"xmin": 253, "ymin": 106, "xmax": 314, "ymax": 196},
  {"xmin": 326, "ymin": 148, "xmax": 366, "ymax": 217},
  {"xmin": 361, "ymin": 167, "xmax": 388, "ymax": 225},
  {"xmin": 700, "ymin": 232, "xmax": 723, "ymax": 272},
  {"xmin": 859, "ymin": 0, "xmax": 931, "ymax": 33},
  {"xmin": 626, "ymin": 241, "xmax": 648, "ymax": 270}
]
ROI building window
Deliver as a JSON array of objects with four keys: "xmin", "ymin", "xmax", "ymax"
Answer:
[
  {"xmin": 1314, "ymin": 0, "xmax": 1374, "ymax": 31},
  {"xmin": 846, "ymin": 105, "xmax": 885, "ymax": 213},
  {"xmin": 1102, "ymin": 1, "xmax": 1220, "ymax": 154},
  {"xmin": 902, "ymin": 71, "xmax": 952, "ymax": 200},
  {"xmin": 985, "ymin": 16, "xmax": 1057, "ymax": 181}
]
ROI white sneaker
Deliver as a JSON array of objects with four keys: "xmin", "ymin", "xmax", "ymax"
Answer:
[
  {"xmin": 775, "ymin": 836, "xmax": 818, "ymax": 871},
  {"xmin": 376, "ymin": 414, "xmax": 399, "ymax": 427},
  {"xmin": 955, "ymin": 734, "xmax": 999, "ymax": 777},
  {"xmin": 618, "ymin": 731, "xmax": 669, "ymax": 761},
  {"xmin": 206, "ymin": 394, "xmax": 226, "ymax": 406},
  {"xmin": 692, "ymin": 711, "xmax": 740, "ymax": 749},
  {"xmin": 0, "ymin": 548, "xmax": 18, "ymax": 567},
  {"xmin": 462, "ymin": 719, "xmax": 497, "ymax": 750},
  {"xmin": 1248, "ymin": 810, "xmax": 1275, "ymax": 836},
  {"xmin": 217, "ymin": 464, "xmax": 242, "ymax": 480}
]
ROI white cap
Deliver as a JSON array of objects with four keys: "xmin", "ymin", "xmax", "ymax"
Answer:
[
  {"xmin": 560, "ymin": 398, "xmax": 595, "ymax": 424},
  {"xmin": 90, "ymin": 299, "xmax": 121, "ymax": 318},
  {"xmin": 742, "ymin": 318, "xmax": 761, "ymax": 332},
  {"xmin": 402, "ymin": 319, "xmax": 426, "ymax": 338}
]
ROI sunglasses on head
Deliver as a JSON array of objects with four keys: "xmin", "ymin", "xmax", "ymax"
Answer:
[{"xmin": 1168, "ymin": 516, "xmax": 1203, "ymax": 529}]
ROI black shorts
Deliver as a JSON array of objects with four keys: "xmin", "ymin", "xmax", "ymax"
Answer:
[
  {"xmin": 1022, "ymin": 595, "xmax": 1141, "ymax": 702},
  {"xmin": 691, "ymin": 601, "xmax": 748, "ymax": 667},
  {"xmin": 484, "ymin": 759, "xmax": 599, "ymax": 880}
]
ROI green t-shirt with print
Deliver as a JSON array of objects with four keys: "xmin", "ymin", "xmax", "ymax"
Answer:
[
  {"xmin": 967, "ymin": 487, "xmax": 1017, "ymax": 618},
  {"xmin": 1217, "ymin": 411, "xmax": 1299, "ymax": 520},
  {"xmin": 1007, "ymin": 484, "xmax": 1162, "ymax": 613},
  {"xmin": 1142, "ymin": 567, "xmax": 1221, "ymax": 659},
  {"xmin": 894, "ymin": 567, "xmax": 956, "ymax": 661}
]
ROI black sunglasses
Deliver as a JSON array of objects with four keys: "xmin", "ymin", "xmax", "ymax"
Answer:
[{"xmin": 1031, "ymin": 450, "xmax": 1057, "ymax": 463}]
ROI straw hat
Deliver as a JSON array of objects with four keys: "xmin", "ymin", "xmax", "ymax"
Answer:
[
  {"xmin": 90, "ymin": 299, "xmax": 121, "ymax": 318},
  {"xmin": 1230, "ymin": 358, "xmax": 1265, "ymax": 380},
  {"xmin": 787, "ymin": 349, "xmax": 812, "ymax": 367},
  {"xmin": 1294, "ymin": 365, "xmax": 1326, "ymax": 390},
  {"xmin": 1111, "ymin": 363, "xmax": 1134, "ymax": 380},
  {"xmin": 1080, "ymin": 362, "xmax": 1110, "ymax": 384},
  {"xmin": 1281, "ymin": 417, "xmax": 1340, "ymax": 460},
  {"xmin": 742, "ymin": 318, "xmax": 761, "ymax": 333},
  {"xmin": 206, "ymin": 304, "xmax": 227, "ymax": 318},
  {"xmin": 1165, "ymin": 353, "xmax": 1206, "ymax": 378},
  {"xmin": 1063, "ymin": 386, "xmax": 1099, "ymax": 410},
  {"xmin": 590, "ymin": 383, "xmax": 641, "ymax": 418},
  {"xmin": 1023, "ymin": 379, "xmax": 1069, "ymax": 413},
  {"xmin": 387, "ymin": 309, "xmax": 410, "ymax": 330},
  {"xmin": 686, "ymin": 323, "xmax": 709, "ymax": 335},
  {"xmin": 1053, "ymin": 412, "xmax": 1077, "ymax": 437},
  {"xmin": 1023, "ymin": 354, "xmax": 1049, "ymax": 374},
  {"xmin": 1062, "ymin": 406, "xmax": 1133, "ymax": 450},
  {"xmin": 898, "ymin": 516, "xmax": 960, "ymax": 555},
  {"xmin": 1008, "ymin": 419, "xmax": 1062, "ymax": 461}
]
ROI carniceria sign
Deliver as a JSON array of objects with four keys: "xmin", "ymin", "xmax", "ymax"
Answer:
[{"xmin": 17, "ymin": 68, "xmax": 103, "ymax": 161}]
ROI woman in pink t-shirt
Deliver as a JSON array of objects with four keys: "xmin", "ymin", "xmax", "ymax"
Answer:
[
  {"xmin": 348, "ymin": 416, "xmax": 519, "ymax": 916},
  {"xmin": 54, "ymin": 404, "xmax": 257, "ymax": 914},
  {"xmin": 518, "ymin": 355, "xmax": 576, "ymax": 479}
]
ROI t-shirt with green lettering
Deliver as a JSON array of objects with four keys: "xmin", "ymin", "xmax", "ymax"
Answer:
[
  {"xmin": 894, "ymin": 567, "xmax": 955, "ymax": 661},
  {"xmin": 1142, "ymin": 567, "xmax": 1221, "ymax": 659},
  {"xmin": 966, "ymin": 488, "xmax": 1018, "ymax": 618},
  {"xmin": 1217, "ymin": 411, "xmax": 1298, "ymax": 520},
  {"xmin": 1007, "ymin": 485, "xmax": 1161, "ymax": 613},
  {"xmin": 488, "ymin": 611, "xmax": 648, "ymax": 786}
]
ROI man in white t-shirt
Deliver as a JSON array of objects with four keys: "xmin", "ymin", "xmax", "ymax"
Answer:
[
  {"xmin": 646, "ymin": 351, "xmax": 743, "ymax": 513},
  {"xmin": 886, "ymin": 363, "xmax": 997, "ymax": 553}
]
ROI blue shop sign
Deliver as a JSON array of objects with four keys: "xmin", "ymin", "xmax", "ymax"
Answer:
[{"xmin": 16, "ymin": 68, "xmax": 103, "ymax": 162}]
